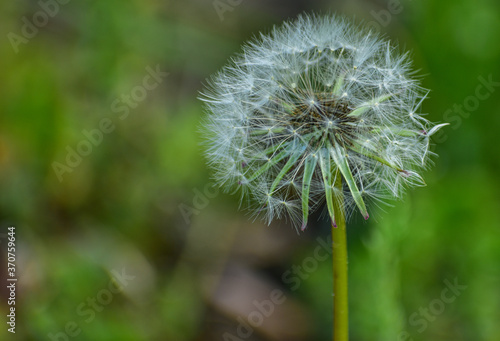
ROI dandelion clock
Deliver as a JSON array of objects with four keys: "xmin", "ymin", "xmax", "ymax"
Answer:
[{"xmin": 200, "ymin": 14, "xmax": 446, "ymax": 340}]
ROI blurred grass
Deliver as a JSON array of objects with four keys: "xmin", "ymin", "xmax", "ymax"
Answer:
[{"xmin": 0, "ymin": 0, "xmax": 499, "ymax": 340}]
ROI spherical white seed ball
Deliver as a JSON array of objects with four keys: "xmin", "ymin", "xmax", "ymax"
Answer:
[{"xmin": 201, "ymin": 14, "xmax": 447, "ymax": 231}]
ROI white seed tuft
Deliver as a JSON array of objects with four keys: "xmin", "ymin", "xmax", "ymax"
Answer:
[{"xmin": 200, "ymin": 14, "xmax": 445, "ymax": 230}]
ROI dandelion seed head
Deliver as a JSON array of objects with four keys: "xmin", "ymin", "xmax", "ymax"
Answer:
[{"xmin": 200, "ymin": 14, "xmax": 446, "ymax": 230}]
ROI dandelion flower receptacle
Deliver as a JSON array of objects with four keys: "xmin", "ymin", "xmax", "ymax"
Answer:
[
  {"xmin": 200, "ymin": 13, "xmax": 445, "ymax": 341},
  {"xmin": 201, "ymin": 14, "xmax": 445, "ymax": 231}
]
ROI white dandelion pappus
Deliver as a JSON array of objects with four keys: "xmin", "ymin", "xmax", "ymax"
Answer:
[{"xmin": 200, "ymin": 14, "xmax": 447, "ymax": 231}]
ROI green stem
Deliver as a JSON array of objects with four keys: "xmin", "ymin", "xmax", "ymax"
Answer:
[{"xmin": 332, "ymin": 174, "xmax": 348, "ymax": 341}]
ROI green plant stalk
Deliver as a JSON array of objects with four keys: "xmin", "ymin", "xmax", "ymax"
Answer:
[{"xmin": 332, "ymin": 174, "xmax": 348, "ymax": 341}]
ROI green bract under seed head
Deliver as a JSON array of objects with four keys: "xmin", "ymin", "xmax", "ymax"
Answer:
[{"xmin": 200, "ymin": 14, "xmax": 447, "ymax": 231}]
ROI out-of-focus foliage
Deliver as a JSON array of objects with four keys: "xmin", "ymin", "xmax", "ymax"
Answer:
[{"xmin": 0, "ymin": 0, "xmax": 499, "ymax": 340}]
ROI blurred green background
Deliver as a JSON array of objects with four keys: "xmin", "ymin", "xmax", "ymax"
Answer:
[{"xmin": 1, "ymin": 0, "xmax": 499, "ymax": 340}]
